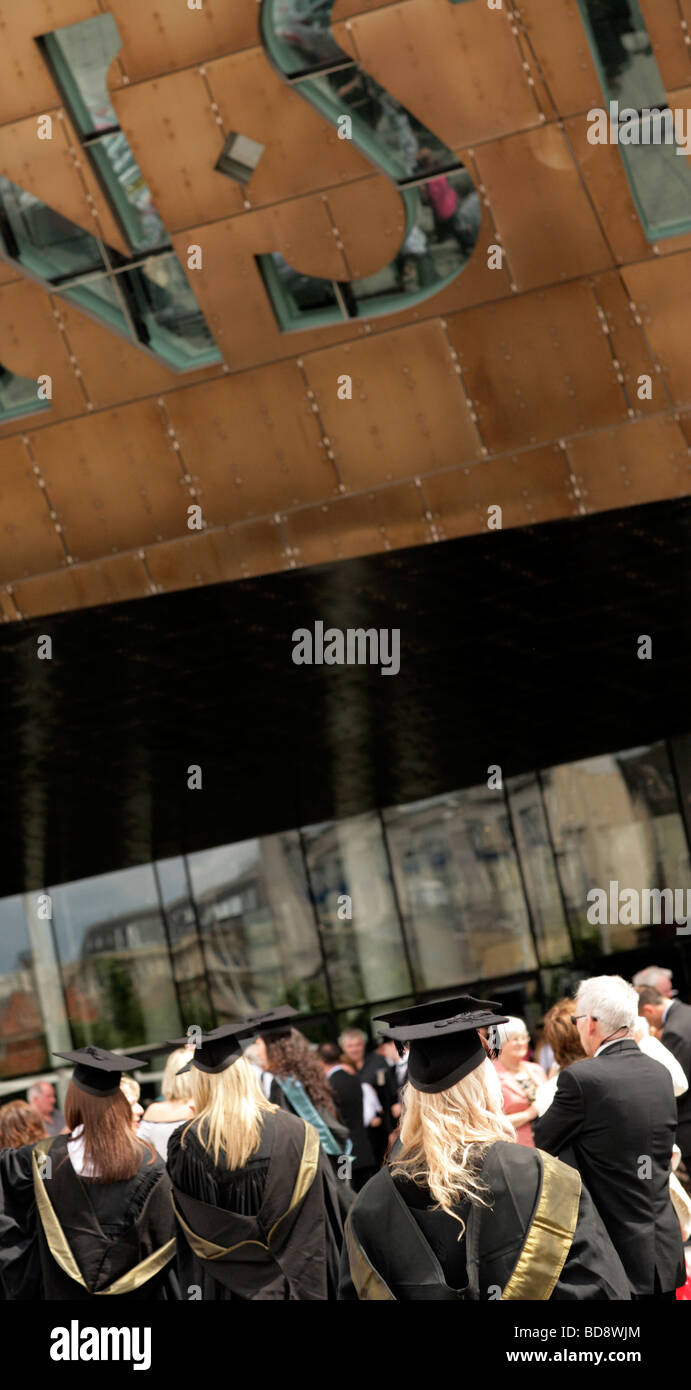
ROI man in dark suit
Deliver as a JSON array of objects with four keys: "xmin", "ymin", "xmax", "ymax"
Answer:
[
  {"xmin": 317, "ymin": 1042, "xmax": 377, "ymax": 1191},
  {"xmin": 534, "ymin": 975, "xmax": 684, "ymax": 1300},
  {"xmin": 637, "ymin": 985, "xmax": 691, "ymax": 1173}
]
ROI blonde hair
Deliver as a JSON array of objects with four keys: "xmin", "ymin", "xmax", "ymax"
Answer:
[
  {"xmin": 182, "ymin": 1055, "xmax": 276, "ymax": 1168},
  {"xmin": 162, "ymin": 1048, "xmax": 194, "ymax": 1102},
  {"xmin": 390, "ymin": 1058, "xmax": 515, "ymax": 1229},
  {"xmin": 120, "ymin": 1076, "xmax": 140, "ymax": 1104}
]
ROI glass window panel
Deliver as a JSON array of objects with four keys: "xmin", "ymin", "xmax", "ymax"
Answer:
[
  {"xmin": 43, "ymin": 14, "xmax": 121, "ymax": 136},
  {"xmin": 90, "ymin": 134, "xmax": 169, "ymax": 253},
  {"xmin": 0, "ymin": 176, "xmax": 106, "ymax": 281},
  {"xmin": 505, "ymin": 774, "xmax": 573, "ymax": 966},
  {"xmin": 577, "ymin": 0, "xmax": 691, "ymax": 238},
  {"xmin": 59, "ymin": 272, "xmax": 133, "ymax": 337},
  {"xmin": 187, "ymin": 833, "xmax": 329, "ymax": 1020},
  {"xmin": 301, "ymin": 68, "xmax": 453, "ymax": 181},
  {"xmin": 120, "ymin": 255, "xmax": 222, "ymax": 368},
  {"xmin": 382, "ymin": 788, "xmax": 538, "ymax": 992},
  {"xmin": 0, "ymin": 896, "xmax": 50, "ymax": 1080},
  {"xmin": 49, "ymin": 865, "xmax": 181, "ymax": 1050},
  {"xmin": 0, "ymin": 366, "xmax": 50, "ymax": 422},
  {"xmin": 262, "ymin": 0, "xmax": 345, "ymax": 76},
  {"xmin": 541, "ymin": 743, "xmax": 691, "ymax": 959},
  {"xmin": 155, "ymin": 857, "xmax": 214, "ymax": 1031},
  {"xmin": 258, "ymin": 252, "xmax": 344, "ymax": 331},
  {"xmin": 348, "ymin": 173, "xmax": 479, "ymax": 315},
  {"xmin": 215, "ymin": 132, "xmax": 265, "ymax": 185},
  {"xmin": 301, "ymin": 813, "xmax": 412, "ymax": 1006}
]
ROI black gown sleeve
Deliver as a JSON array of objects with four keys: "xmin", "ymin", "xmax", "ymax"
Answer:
[{"xmin": 0, "ymin": 1145, "xmax": 41, "ymax": 1299}]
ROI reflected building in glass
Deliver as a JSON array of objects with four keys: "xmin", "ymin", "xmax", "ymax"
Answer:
[{"xmin": 1, "ymin": 735, "xmax": 690, "ymax": 1100}]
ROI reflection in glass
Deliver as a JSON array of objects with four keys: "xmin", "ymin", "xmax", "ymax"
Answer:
[
  {"xmin": 541, "ymin": 743, "xmax": 691, "ymax": 957},
  {"xmin": 0, "ymin": 366, "xmax": 50, "ymax": 422},
  {"xmin": 577, "ymin": 0, "xmax": 691, "ymax": 237},
  {"xmin": 259, "ymin": 252, "xmax": 344, "ymax": 331},
  {"xmin": 505, "ymin": 775, "xmax": 573, "ymax": 966},
  {"xmin": 265, "ymin": 0, "xmax": 347, "ymax": 75},
  {"xmin": 348, "ymin": 172, "xmax": 480, "ymax": 311},
  {"xmin": 383, "ymin": 788, "xmax": 538, "ymax": 992},
  {"xmin": 155, "ymin": 858, "xmax": 214, "ymax": 1031},
  {"xmin": 302, "ymin": 813, "xmax": 412, "ymax": 1007},
  {"xmin": 187, "ymin": 834, "xmax": 328, "ymax": 1021},
  {"xmin": 60, "ymin": 272, "xmax": 132, "ymax": 336},
  {"xmin": 0, "ymin": 177, "xmax": 106, "ymax": 281},
  {"xmin": 50, "ymin": 865, "xmax": 181, "ymax": 1050},
  {"xmin": 43, "ymin": 14, "xmax": 121, "ymax": 136},
  {"xmin": 302, "ymin": 68, "xmax": 452, "ymax": 182},
  {"xmin": 90, "ymin": 135, "xmax": 169, "ymax": 253},
  {"xmin": 121, "ymin": 255, "xmax": 222, "ymax": 367},
  {"xmin": 0, "ymin": 897, "xmax": 50, "ymax": 1080}
]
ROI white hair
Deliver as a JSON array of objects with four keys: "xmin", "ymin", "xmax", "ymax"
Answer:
[
  {"xmin": 338, "ymin": 1026, "xmax": 367, "ymax": 1047},
  {"xmin": 632, "ymin": 965, "xmax": 672, "ymax": 990},
  {"xmin": 496, "ymin": 1016, "xmax": 529, "ymax": 1049},
  {"xmin": 26, "ymin": 1082, "xmax": 47, "ymax": 1102},
  {"xmin": 576, "ymin": 975, "xmax": 638, "ymax": 1035}
]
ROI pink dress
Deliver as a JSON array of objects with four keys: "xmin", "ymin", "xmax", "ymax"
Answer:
[{"xmin": 493, "ymin": 1059, "xmax": 547, "ymax": 1147}]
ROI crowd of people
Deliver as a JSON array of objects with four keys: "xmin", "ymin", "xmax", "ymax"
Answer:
[{"xmin": 0, "ymin": 964, "xmax": 689, "ymax": 1301}]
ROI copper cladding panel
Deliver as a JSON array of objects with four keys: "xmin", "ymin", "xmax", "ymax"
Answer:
[
  {"xmin": 346, "ymin": 0, "xmax": 542, "ymax": 148},
  {"xmin": 0, "ymin": 280, "xmax": 86, "ymax": 425},
  {"xmin": 0, "ymin": 2, "xmax": 102, "ymax": 123},
  {"xmin": 302, "ymin": 321, "xmax": 483, "ymax": 489},
  {"xmin": 208, "ymin": 48, "xmax": 372, "ymax": 210},
  {"xmin": 107, "ymin": 0, "xmax": 259, "ymax": 83},
  {"xmin": 473, "ymin": 125, "xmax": 612, "ymax": 293},
  {"xmin": 622, "ymin": 254, "xmax": 691, "ymax": 406},
  {"xmin": 111, "ymin": 69, "xmax": 246, "ymax": 232},
  {"xmin": 144, "ymin": 520, "xmax": 287, "ymax": 593},
  {"xmin": 515, "ymin": 0, "xmax": 603, "ymax": 117},
  {"xmin": 282, "ymin": 482, "xmax": 432, "ymax": 566},
  {"xmin": 163, "ymin": 368, "xmax": 336, "ymax": 522},
  {"xmin": 422, "ymin": 446, "xmax": 577, "ymax": 539},
  {"xmin": 446, "ymin": 281, "xmax": 630, "ymax": 453},
  {"xmin": 25, "ymin": 402, "xmax": 188, "ymax": 560},
  {"xmin": 11, "ymin": 553, "xmax": 150, "ymax": 618},
  {"xmin": 637, "ymin": 0, "xmax": 691, "ymax": 93},
  {"xmin": 590, "ymin": 271, "xmax": 662, "ymax": 419},
  {"xmin": 567, "ymin": 417, "xmax": 691, "ymax": 511},
  {"xmin": 0, "ymin": 434, "xmax": 66, "ymax": 582}
]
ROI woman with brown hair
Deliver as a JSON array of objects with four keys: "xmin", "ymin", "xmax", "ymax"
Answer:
[
  {"xmin": 534, "ymin": 998, "xmax": 587, "ymax": 1117},
  {"xmin": 0, "ymin": 1100, "xmax": 46, "ymax": 1150},
  {"xmin": 0, "ymin": 1047, "xmax": 177, "ymax": 1300}
]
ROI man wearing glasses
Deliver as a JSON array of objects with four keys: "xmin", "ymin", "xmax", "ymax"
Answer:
[{"xmin": 534, "ymin": 974, "xmax": 684, "ymax": 1301}]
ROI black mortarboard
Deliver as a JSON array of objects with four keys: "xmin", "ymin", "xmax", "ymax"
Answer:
[
  {"xmin": 167, "ymin": 1025, "xmax": 254, "ymax": 1076},
  {"xmin": 245, "ymin": 1005, "xmax": 299, "ymax": 1040},
  {"xmin": 53, "ymin": 1046, "xmax": 145, "ymax": 1097},
  {"xmin": 372, "ymin": 995, "xmax": 508, "ymax": 1094}
]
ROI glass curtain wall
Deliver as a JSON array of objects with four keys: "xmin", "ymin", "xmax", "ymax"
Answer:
[{"xmin": 1, "ymin": 736, "xmax": 690, "ymax": 1088}]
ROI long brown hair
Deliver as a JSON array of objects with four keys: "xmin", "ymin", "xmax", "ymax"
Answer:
[
  {"xmin": 265, "ymin": 1028, "xmax": 338, "ymax": 1114},
  {"xmin": 64, "ymin": 1082, "xmax": 155, "ymax": 1183},
  {"xmin": 543, "ymin": 998, "xmax": 587, "ymax": 1070},
  {"xmin": 0, "ymin": 1100, "xmax": 46, "ymax": 1148}
]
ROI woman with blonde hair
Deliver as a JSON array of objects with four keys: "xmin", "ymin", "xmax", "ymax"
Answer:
[
  {"xmin": 166, "ymin": 1022, "xmax": 345, "ymax": 1299},
  {"xmin": 339, "ymin": 996, "xmax": 630, "ymax": 1301},
  {"xmin": 138, "ymin": 1047, "xmax": 196, "ymax": 1159}
]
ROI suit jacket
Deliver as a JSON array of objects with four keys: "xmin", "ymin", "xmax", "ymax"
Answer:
[
  {"xmin": 328, "ymin": 1068, "xmax": 376, "ymax": 1172},
  {"xmin": 661, "ymin": 999, "xmax": 691, "ymax": 1153},
  {"xmin": 533, "ymin": 1039, "xmax": 684, "ymax": 1296}
]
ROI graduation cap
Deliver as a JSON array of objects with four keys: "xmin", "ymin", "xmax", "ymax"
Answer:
[
  {"xmin": 53, "ymin": 1046, "xmax": 146, "ymax": 1097},
  {"xmin": 372, "ymin": 995, "xmax": 508, "ymax": 1094},
  {"xmin": 166, "ymin": 1024, "xmax": 255, "ymax": 1076},
  {"xmin": 245, "ymin": 1005, "xmax": 299, "ymax": 1041}
]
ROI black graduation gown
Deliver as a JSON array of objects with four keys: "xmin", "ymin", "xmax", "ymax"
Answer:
[
  {"xmin": 267, "ymin": 1076, "xmax": 355, "ymax": 1217},
  {"xmin": 339, "ymin": 1141, "xmax": 632, "ymax": 1301},
  {"xmin": 0, "ymin": 1135, "xmax": 178, "ymax": 1300},
  {"xmin": 167, "ymin": 1108, "xmax": 344, "ymax": 1299}
]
